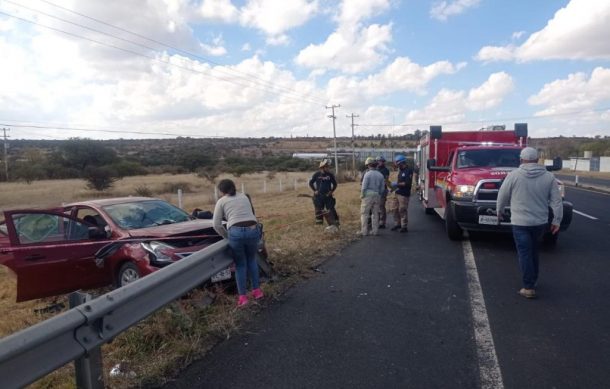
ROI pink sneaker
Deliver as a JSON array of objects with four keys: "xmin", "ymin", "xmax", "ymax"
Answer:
[
  {"xmin": 237, "ymin": 295, "xmax": 249, "ymax": 307},
  {"xmin": 251, "ymin": 288, "xmax": 264, "ymax": 300}
]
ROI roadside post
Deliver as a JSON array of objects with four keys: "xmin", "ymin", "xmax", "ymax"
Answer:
[
  {"xmin": 177, "ymin": 189, "xmax": 183, "ymax": 209},
  {"xmin": 575, "ymin": 175, "xmax": 579, "ymax": 186},
  {"xmin": 279, "ymin": 179, "xmax": 283, "ymax": 192},
  {"xmin": 241, "ymin": 183, "xmax": 245, "ymax": 193},
  {"xmin": 70, "ymin": 292, "xmax": 104, "ymax": 389}
]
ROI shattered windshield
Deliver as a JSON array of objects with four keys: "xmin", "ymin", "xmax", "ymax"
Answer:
[
  {"xmin": 457, "ymin": 149, "xmax": 521, "ymax": 169},
  {"xmin": 103, "ymin": 200, "xmax": 190, "ymax": 230}
]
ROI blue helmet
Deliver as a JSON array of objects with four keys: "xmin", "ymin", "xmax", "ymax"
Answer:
[
  {"xmin": 377, "ymin": 156, "xmax": 386, "ymax": 162},
  {"xmin": 394, "ymin": 155, "xmax": 406, "ymax": 164}
]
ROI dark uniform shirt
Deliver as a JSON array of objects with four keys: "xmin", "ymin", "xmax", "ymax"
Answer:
[
  {"xmin": 309, "ymin": 171, "xmax": 337, "ymax": 195},
  {"xmin": 396, "ymin": 166, "xmax": 414, "ymax": 197}
]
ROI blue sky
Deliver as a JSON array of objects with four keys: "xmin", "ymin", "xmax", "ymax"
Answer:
[{"xmin": 0, "ymin": 0, "xmax": 609, "ymax": 139}]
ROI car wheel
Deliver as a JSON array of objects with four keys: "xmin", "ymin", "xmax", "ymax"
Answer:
[
  {"xmin": 117, "ymin": 262, "xmax": 141, "ymax": 287},
  {"xmin": 445, "ymin": 202, "xmax": 463, "ymax": 241}
]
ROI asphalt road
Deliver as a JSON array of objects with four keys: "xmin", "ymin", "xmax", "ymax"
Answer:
[{"xmin": 163, "ymin": 187, "xmax": 610, "ymax": 389}]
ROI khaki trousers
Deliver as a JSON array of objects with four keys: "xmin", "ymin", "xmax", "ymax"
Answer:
[
  {"xmin": 391, "ymin": 193, "xmax": 410, "ymax": 227},
  {"xmin": 360, "ymin": 194, "xmax": 381, "ymax": 235}
]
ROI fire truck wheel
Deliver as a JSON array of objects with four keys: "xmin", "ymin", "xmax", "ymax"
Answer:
[{"xmin": 445, "ymin": 202, "xmax": 463, "ymax": 240}]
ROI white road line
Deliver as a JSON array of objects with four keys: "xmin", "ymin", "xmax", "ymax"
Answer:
[
  {"xmin": 462, "ymin": 239, "xmax": 504, "ymax": 389},
  {"xmin": 573, "ymin": 210, "xmax": 598, "ymax": 220}
]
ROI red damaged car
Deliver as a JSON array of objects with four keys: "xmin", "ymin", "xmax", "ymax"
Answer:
[{"xmin": 0, "ymin": 197, "xmax": 271, "ymax": 302}]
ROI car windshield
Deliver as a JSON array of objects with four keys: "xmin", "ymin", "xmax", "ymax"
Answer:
[
  {"xmin": 102, "ymin": 200, "xmax": 190, "ymax": 230},
  {"xmin": 456, "ymin": 149, "xmax": 521, "ymax": 169}
]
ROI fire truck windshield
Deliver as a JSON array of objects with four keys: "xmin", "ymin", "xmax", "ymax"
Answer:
[{"xmin": 457, "ymin": 149, "xmax": 521, "ymax": 169}]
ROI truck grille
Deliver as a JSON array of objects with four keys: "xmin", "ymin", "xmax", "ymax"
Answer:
[{"xmin": 474, "ymin": 180, "xmax": 502, "ymax": 202}]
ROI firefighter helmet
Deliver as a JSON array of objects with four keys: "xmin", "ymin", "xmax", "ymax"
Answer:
[
  {"xmin": 377, "ymin": 156, "xmax": 386, "ymax": 162},
  {"xmin": 365, "ymin": 157, "xmax": 377, "ymax": 166},
  {"xmin": 394, "ymin": 155, "xmax": 407, "ymax": 164}
]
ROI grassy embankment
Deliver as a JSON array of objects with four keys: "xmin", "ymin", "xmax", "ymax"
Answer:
[{"xmin": 0, "ymin": 172, "xmax": 363, "ymax": 388}]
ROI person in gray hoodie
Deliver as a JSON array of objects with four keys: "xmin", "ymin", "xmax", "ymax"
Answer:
[
  {"xmin": 496, "ymin": 147, "xmax": 563, "ymax": 299},
  {"xmin": 360, "ymin": 157, "xmax": 386, "ymax": 236}
]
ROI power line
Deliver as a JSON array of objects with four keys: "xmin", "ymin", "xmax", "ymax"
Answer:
[
  {"xmin": 35, "ymin": 0, "xmax": 323, "ymax": 105},
  {"xmin": 357, "ymin": 106, "xmax": 610, "ymax": 128},
  {"xmin": 0, "ymin": 122, "xmax": 227, "ymax": 138},
  {"xmin": 0, "ymin": 6, "xmax": 326, "ymax": 106}
]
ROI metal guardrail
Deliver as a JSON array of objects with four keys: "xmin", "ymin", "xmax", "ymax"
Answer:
[{"xmin": 0, "ymin": 240, "xmax": 233, "ymax": 388}]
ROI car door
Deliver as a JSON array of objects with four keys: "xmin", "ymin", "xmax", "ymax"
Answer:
[{"xmin": 2, "ymin": 210, "xmax": 112, "ymax": 302}]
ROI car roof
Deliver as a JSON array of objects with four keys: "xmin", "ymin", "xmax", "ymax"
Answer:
[{"xmin": 64, "ymin": 197, "xmax": 161, "ymax": 207}]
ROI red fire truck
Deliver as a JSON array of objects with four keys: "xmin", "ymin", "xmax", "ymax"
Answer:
[{"xmin": 416, "ymin": 123, "xmax": 572, "ymax": 242}]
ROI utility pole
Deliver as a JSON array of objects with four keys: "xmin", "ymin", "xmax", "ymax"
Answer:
[
  {"xmin": 347, "ymin": 113, "xmax": 359, "ymax": 175},
  {"xmin": 326, "ymin": 104, "xmax": 341, "ymax": 176},
  {"xmin": 2, "ymin": 128, "xmax": 9, "ymax": 182}
]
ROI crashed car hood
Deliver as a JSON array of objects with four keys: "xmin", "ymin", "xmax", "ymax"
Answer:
[{"xmin": 128, "ymin": 219, "xmax": 217, "ymax": 238}]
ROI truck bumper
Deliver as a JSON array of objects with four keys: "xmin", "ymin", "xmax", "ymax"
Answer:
[{"xmin": 452, "ymin": 200, "xmax": 573, "ymax": 232}]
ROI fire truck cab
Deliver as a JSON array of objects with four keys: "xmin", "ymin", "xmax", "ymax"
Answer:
[{"xmin": 417, "ymin": 123, "xmax": 572, "ymax": 242}]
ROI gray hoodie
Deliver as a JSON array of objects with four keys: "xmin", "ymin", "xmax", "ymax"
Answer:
[{"xmin": 496, "ymin": 163, "xmax": 563, "ymax": 226}]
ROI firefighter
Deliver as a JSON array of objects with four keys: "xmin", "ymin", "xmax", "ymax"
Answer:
[
  {"xmin": 376, "ymin": 156, "xmax": 391, "ymax": 229},
  {"xmin": 309, "ymin": 159, "xmax": 339, "ymax": 226},
  {"xmin": 391, "ymin": 155, "xmax": 415, "ymax": 232}
]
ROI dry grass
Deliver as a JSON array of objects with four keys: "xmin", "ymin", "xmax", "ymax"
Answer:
[
  {"xmin": 558, "ymin": 169, "xmax": 610, "ymax": 179},
  {"xmin": 0, "ymin": 173, "xmax": 362, "ymax": 388}
]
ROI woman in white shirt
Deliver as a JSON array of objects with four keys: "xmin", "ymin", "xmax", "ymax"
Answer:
[{"xmin": 213, "ymin": 179, "xmax": 263, "ymax": 307}]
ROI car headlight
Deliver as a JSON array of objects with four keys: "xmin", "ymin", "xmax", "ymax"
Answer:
[
  {"xmin": 453, "ymin": 185, "xmax": 475, "ymax": 200},
  {"xmin": 141, "ymin": 241, "xmax": 174, "ymax": 263}
]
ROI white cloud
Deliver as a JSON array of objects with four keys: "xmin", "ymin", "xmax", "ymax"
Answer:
[
  {"xmin": 475, "ymin": 0, "xmax": 610, "ymax": 62},
  {"xmin": 325, "ymin": 57, "xmax": 465, "ymax": 105},
  {"xmin": 430, "ymin": 0, "xmax": 480, "ymax": 21},
  {"xmin": 466, "ymin": 72, "xmax": 514, "ymax": 110},
  {"xmin": 337, "ymin": 0, "xmax": 390, "ymax": 26},
  {"xmin": 511, "ymin": 31, "xmax": 526, "ymax": 40},
  {"xmin": 197, "ymin": 0, "xmax": 239, "ymax": 22},
  {"xmin": 239, "ymin": 0, "xmax": 318, "ymax": 45},
  {"xmin": 528, "ymin": 67, "xmax": 610, "ymax": 116},
  {"xmin": 405, "ymin": 72, "xmax": 514, "ymax": 125},
  {"xmin": 296, "ymin": 23, "xmax": 392, "ymax": 73},
  {"xmin": 241, "ymin": 43, "xmax": 252, "ymax": 51}
]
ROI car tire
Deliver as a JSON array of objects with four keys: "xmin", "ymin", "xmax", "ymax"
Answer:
[
  {"xmin": 117, "ymin": 262, "xmax": 141, "ymax": 287},
  {"xmin": 445, "ymin": 202, "xmax": 463, "ymax": 240}
]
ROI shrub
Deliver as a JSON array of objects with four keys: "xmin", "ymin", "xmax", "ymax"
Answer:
[
  {"xmin": 134, "ymin": 185, "xmax": 153, "ymax": 197},
  {"xmin": 83, "ymin": 166, "xmax": 118, "ymax": 191}
]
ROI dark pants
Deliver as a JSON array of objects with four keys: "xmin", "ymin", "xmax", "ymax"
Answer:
[
  {"xmin": 512, "ymin": 225, "xmax": 545, "ymax": 289},
  {"xmin": 313, "ymin": 194, "xmax": 338, "ymax": 225}
]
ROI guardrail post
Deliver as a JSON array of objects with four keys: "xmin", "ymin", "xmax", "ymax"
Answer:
[{"xmin": 70, "ymin": 292, "xmax": 105, "ymax": 389}]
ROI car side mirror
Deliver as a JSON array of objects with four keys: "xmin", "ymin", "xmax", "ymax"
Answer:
[
  {"xmin": 428, "ymin": 158, "xmax": 451, "ymax": 172},
  {"xmin": 88, "ymin": 226, "xmax": 107, "ymax": 239}
]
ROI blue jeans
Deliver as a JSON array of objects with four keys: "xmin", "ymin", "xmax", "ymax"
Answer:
[
  {"xmin": 228, "ymin": 225, "xmax": 261, "ymax": 296},
  {"xmin": 512, "ymin": 225, "xmax": 545, "ymax": 289}
]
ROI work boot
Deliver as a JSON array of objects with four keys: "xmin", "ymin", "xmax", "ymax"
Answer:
[
  {"xmin": 379, "ymin": 224, "xmax": 386, "ymax": 229},
  {"xmin": 315, "ymin": 219, "xmax": 323, "ymax": 225},
  {"xmin": 400, "ymin": 227, "xmax": 408, "ymax": 233},
  {"xmin": 391, "ymin": 225, "xmax": 401, "ymax": 231}
]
